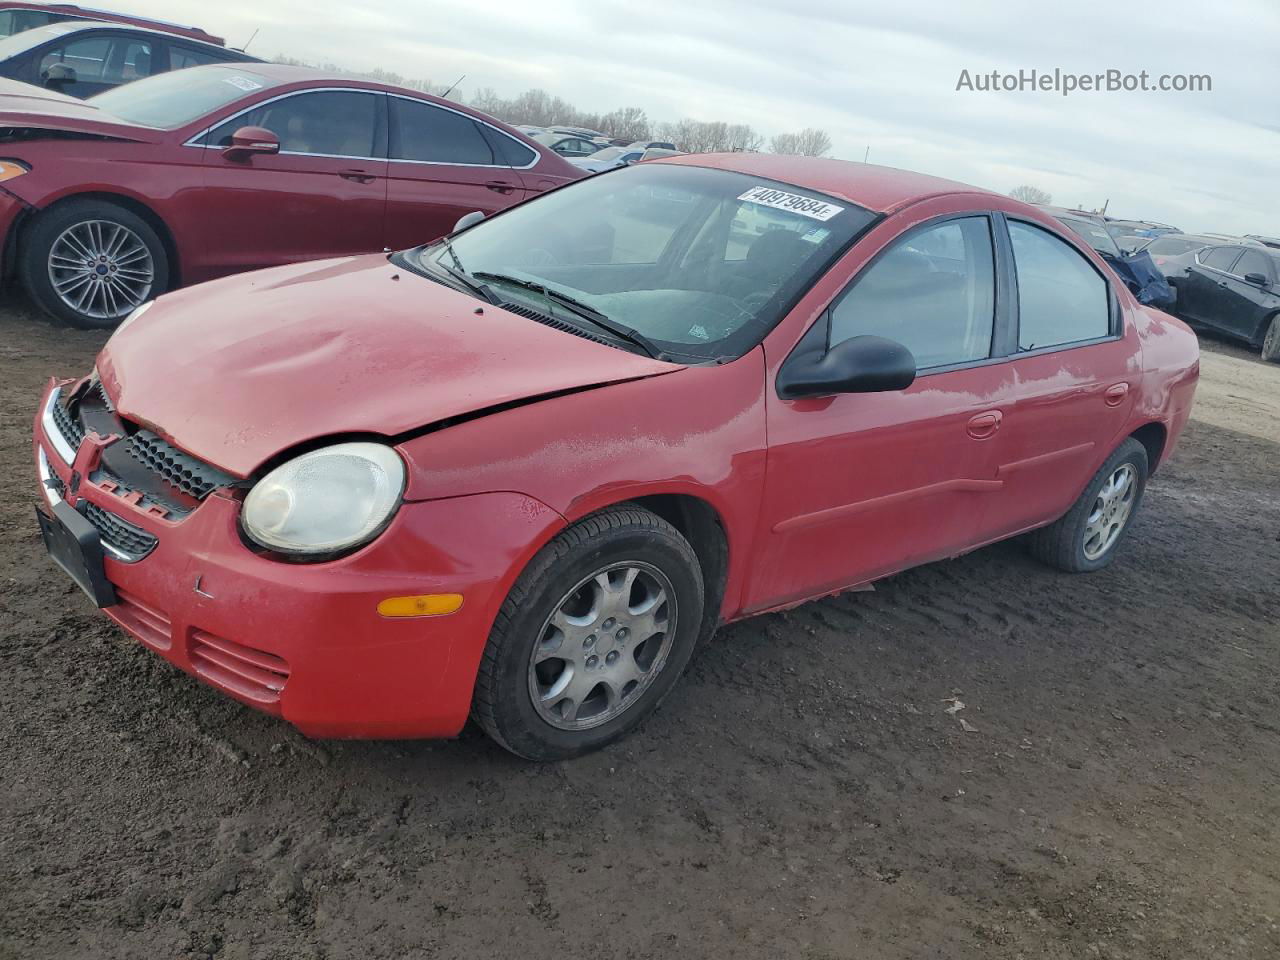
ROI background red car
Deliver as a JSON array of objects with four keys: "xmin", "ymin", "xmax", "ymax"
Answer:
[
  {"xmin": 0, "ymin": 1, "xmax": 226, "ymax": 44},
  {"xmin": 0, "ymin": 62, "xmax": 582, "ymax": 326}
]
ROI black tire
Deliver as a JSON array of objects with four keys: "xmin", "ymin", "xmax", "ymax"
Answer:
[
  {"xmin": 472, "ymin": 505, "xmax": 705, "ymax": 761},
  {"xmin": 1026, "ymin": 438, "xmax": 1149, "ymax": 573},
  {"xmin": 1261, "ymin": 314, "xmax": 1280, "ymax": 363},
  {"xmin": 21, "ymin": 198, "xmax": 169, "ymax": 329}
]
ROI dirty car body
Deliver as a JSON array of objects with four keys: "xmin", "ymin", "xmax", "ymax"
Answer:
[{"xmin": 32, "ymin": 155, "xmax": 1200, "ymax": 758}]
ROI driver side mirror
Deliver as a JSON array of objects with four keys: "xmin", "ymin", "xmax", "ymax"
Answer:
[
  {"xmin": 778, "ymin": 334, "xmax": 917, "ymax": 399},
  {"xmin": 43, "ymin": 63, "xmax": 76, "ymax": 89},
  {"xmin": 452, "ymin": 210, "xmax": 485, "ymax": 233},
  {"xmin": 223, "ymin": 126, "xmax": 279, "ymax": 161},
  {"xmin": 1243, "ymin": 272, "xmax": 1269, "ymax": 287}
]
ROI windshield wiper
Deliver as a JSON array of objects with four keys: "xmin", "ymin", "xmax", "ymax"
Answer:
[
  {"xmin": 431, "ymin": 240, "xmax": 502, "ymax": 305},
  {"xmin": 471, "ymin": 272, "xmax": 669, "ymax": 360}
]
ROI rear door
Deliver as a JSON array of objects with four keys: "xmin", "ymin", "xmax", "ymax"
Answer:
[
  {"xmin": 979, "ymin": 217, "xmax": 1136, "ymax": 541},
  {"xmin": 382, "ymin": 95, "xmax": 532, "ymax": 249},
  {"xmin": 1179, "ymin": 245, "xmax": 1241, "ymax": 325},
  {"xmin": 193, "ymin": 87, "xmax": 388, "ymax": 276}
]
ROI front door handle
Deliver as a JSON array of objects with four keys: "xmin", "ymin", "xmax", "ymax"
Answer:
[
  {"xmin": 338, "ymin": 169, "xmax": 376, "ymax": 184},
  {"xmin": 485, "ymin": 180, "xmax": 516, "ymax": 194},
  {"xmin": 1104, "ymin": 382, "xmax": 1130, "ymax": 406},
  {"xmin": 966, "ymin": 410, "xmax": 1002, "ymax": 440}
]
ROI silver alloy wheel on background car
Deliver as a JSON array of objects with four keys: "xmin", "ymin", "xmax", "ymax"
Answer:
[
  {"xmin": 528, "ymin": 561, "xmax": 677, "ymax": 730},
  {"xmin": 1082, "ymin": 463, "xmax": 1138, "ymax": 560},
  {"xmin": 48, "ymin": 219, "xmax": 155, "ymax": 322}
]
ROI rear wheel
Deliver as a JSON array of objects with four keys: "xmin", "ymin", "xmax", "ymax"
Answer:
[
  {"xmin": 1261, "ymin": 314, "xmax": 1280, "ymax": 363},
  {"xmin": 471, "ymin": 505, "xmax": 704, "ymax": 761},
  {"xmin": 1026, "ymin": 438, "xmax": 1149, "ymax": 573},
  {"xmin": 21, "ymin": 198, "xmax": 169, "ymax": 329}
]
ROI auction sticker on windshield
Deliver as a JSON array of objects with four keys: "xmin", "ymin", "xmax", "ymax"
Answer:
[
  {"xmin": 737, "ymin": 186, "xmax": 844, "ymax": 221},
  {"xmin": 222, "ymin": 75, "xmax": 264, "ymax": 92}
]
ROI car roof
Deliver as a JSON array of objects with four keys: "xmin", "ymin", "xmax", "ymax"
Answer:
[
  {"xmin": 16, "ymin": 18, "xmax": 236, "ymax": 51},
  {"xmin": 0, "ymin": 1, "xmax": 224, "ymax": 43},
  {"xmin": 655, "ymin": 153, "xmax": 997, "ymax": 213}
]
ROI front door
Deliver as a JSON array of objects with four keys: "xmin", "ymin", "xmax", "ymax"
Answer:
[
  {"xmin": 1177, "ymin": 245, "xmax": 1241, "ymax": 325},
  {"xmin": 194, "ymin": 88, "xmax": 388, "ymax": 278},
  {"xmin": 748, "ymin": 214, "xmax": 1008, "ymax": 612}
]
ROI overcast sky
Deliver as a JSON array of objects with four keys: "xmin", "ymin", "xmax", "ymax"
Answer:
[{"xmin": 135, "ymin": 0, "xmax": 1279, "ymax": 235}]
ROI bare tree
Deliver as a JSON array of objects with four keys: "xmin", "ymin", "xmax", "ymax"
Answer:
[
  {"xmin": 769, "ymin": 128, "xmax": 833, "ymax": 157},
  {"xmin": 1010, "ymin": 185, "xmax": 1052, "ymax": 205},
  {"xmin": 654, "ymin": 119, "xmax": 764, "ymax": 153},
  {"xmin": 599, "ymin": 106, "xmax": 650, "ymax": 142}
]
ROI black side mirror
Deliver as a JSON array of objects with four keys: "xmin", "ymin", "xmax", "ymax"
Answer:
[
  {"xmin": 452, "ymin": 210, "xmax": 485, "ymax": 233},
  {"xmin": 1243, "ymin": 272, "xmax": 1268, "ymax": 286},
  {"xmin": 778, "ymin": 334, "xmax": 917, "ymax": 399}
]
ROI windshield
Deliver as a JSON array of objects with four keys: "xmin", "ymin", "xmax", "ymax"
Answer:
[
  {"xmin": 414, "ymin": 163, "xmax": 877, "ymax": 361},
  {"xmin": 0, "ymin": 20, "xmax": 82, "ymax": 55},
  {"xmin": 1056, "ymin": 216, "xmax": 1120, "ymax": 256},
  {"xmin": 90, "ymin": 66, "xmax": 276, "ymax": 129}
]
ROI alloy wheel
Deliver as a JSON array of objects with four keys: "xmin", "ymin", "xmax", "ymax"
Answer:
[
  {"xmin": 1082, "ymin": 463, "xmax": 1138, "ymax": 560},
  {"xmin": 528, "ymin": 561, "xmax": 677, "ymax": 730},
  {"xmin": 48, "ymin": 219, "xmax": 155, "ymax": 321}
]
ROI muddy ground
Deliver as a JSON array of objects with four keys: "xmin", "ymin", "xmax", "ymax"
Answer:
[{"xmin": 1, "ymin": 299, "xmax": 1277, "ymax": 960}]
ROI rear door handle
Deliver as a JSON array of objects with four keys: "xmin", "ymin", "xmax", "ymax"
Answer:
[
  {"xmin": 485, "ymin": 180, "xmax": 516, "ymax": 194},
  {"xmin": 966, "ymin": 410, "xmax": 1002, "ymax": 440},
  {"xmin": 1104, "ymin": 382, "xmax": 1130, "ymax": 406},
  {"xmin": 338, "ymin": 168, "xmax": 376, "ymax": 184}
]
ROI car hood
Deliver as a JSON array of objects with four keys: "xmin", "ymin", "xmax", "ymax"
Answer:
[
  {"xmin": 0, "ymin": 78, "xmax": 160, "ymax": 141},
  {"xmin": 98, "ymin": 255, "xmax": 683, "ymax": 478}
]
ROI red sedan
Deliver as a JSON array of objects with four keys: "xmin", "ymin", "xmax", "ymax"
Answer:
[
  {"xmin": 32, "ymin": 155, "xmax": 1200, "ymax": 760},
  {"xmin": 0, "ymin": 62, "xmax": 580, "ymax": 327}
]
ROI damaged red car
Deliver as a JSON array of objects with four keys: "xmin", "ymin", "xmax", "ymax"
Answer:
[{"xmin": 33, "ymin": 155, "xmax": 1200, "ymax": 760}]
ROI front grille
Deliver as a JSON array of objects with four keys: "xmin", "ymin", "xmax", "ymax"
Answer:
[
  {"xmin": 82, "ymin": 501, "xmax": 157, "ymax": 562},
  {"xmin": 50, "ymin": 395, "xmax": 84, "ymax": 451},
  {"xmin": 125, "ymin": 431, "xmax": 236, "ymax": 500},
  {"xmin": 190, "ymin": 631, "xmax": 289, "ymax": 705},
  {"xmin": 45, "ymin": 468, "xmax": 66, "ymax": 500},
  {"xmin": 111, "ymin": 589, "xmax": 172, "ymax": 651}
]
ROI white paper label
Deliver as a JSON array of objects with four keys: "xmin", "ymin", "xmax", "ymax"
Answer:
[
  {"xmin": 223, "ymin": 76, "xmax": 264, "ymax": 92},
  {"xmin": 737, "ymin": 186, "xmax": 844, "ymax": 221}
]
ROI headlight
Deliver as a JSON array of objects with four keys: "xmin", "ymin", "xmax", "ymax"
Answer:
[
  {"xmin": 109, "ymin": 300, "xmax": 152, "ymax": 339},
  {"xmin": 241, "ymin": 442, "xmax": 406, "ymax": 555}
]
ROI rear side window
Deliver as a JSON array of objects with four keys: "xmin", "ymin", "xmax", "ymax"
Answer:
[
  {"xmin": 1201, "ymin": 246, "xmax": 1241, "ymax": 271},
  {"xmin": 1009, "ymin": 221, "xmax": 1110, "ymax": 351},
  {"xmin": 390, "ymin": 98, "xmax": 495, "ymax": 165},
  {"xmin": 169, "ymin": 45, "xmax": 227, "ymax": 70},
  {"xmin": 1233, "ymin": 248, "xmax": 1273, "ymax": 280},
  {"xmin": 206, "ymin": 90, "xmax": 377, "ymax": 157},
  {"xmin": 830, "ymin": 216, "xmax": 996, "ymax": 369},
  {"xmin": 481, "ymin": 126, "xmax": 536, "ymax": 166}
]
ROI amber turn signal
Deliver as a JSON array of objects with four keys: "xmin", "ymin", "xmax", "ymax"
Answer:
[
  {"xmin": 0, "ymin": 160, "xmax": 28, "ymax": 182},
  {"xmin": 377, "ymin": 593, "xmax": 464, "ymax": 618}
]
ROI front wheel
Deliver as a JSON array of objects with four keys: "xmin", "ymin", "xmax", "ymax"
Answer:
[
  {"xmin": 21, "ymin": 198, "xmax": 169, "ymax": 329},
  {"xmin": 1261, "ymin": 314, "xmax": 1280, "ymax": 363},
  {"xmin": 1026, "ymin": 438, "xmax": 1149, "ymax": 573},
  {"xmin": 471, "ymin": 505, "xmax": 705, "ymax": 761}
]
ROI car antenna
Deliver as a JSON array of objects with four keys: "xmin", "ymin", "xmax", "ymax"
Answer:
[
  {"xmin": 239, "ymin": 28, "xmax": 258, "ymax": 53},
  {"xmin": 440, "ymin": 74, "xmax": 465, "ymax": 99}
]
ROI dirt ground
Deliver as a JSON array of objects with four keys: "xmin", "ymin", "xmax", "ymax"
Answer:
[{"xmin": 2, "ymin": 298, "xmax": 1278, "ymax": 960}]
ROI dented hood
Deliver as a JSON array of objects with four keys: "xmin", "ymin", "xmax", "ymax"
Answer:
[
  {"xmin": 0, "ymin": 77, "xmax": 161, "ymax": 142},
  {"xmin": 99, "ymin": 255, "xmax": 682, "ymax": 477}
]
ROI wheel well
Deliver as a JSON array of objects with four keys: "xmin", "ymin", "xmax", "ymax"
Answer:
[
  {"xmin": 1258, "ymin": 310, "xmax": 1279, "ymax": 346},
  {"xmin": 629, "ymin": 494, "xmax": 729, "ymax": 638},
  {"xmin": 1130, "ymin": 422, "xmax": 1168, "ymax": 474},
  {"xmin": 22, "ymin": 191, "xmax": 181, "ymax": 288}
]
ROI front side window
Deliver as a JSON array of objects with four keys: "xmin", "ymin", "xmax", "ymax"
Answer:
[
  {"xmin": 40, "ymin": 36, "xmax": 112, "ymax": 82},
  {"xmin": 1201, "ymin": 246, "xmax": 1241, "ymax": 271},
  {"xmin": 206, "ymin": 90, "xmax": 377, "ymax": 157},
  {"xmin": 829, "ymin": 217, "xmax": 996, "ymax": 369},
  {"xmin": 1009, "ymin": 220, "xmax": 1110, "ymax": 351},
  {"xmin": 1231, "ymin": 249, "xmax": 1272, "ymax": 280},
  {"xmin": 414, "ymin": 163, "xmax": 876, "ymax": 361},
  {"xmin": 390, "ymin": 98, "xmax": 494, "ymax": 165},
  {"xmin": 0, "ymin": 9, "xmax": 57, "ymax": 37}
]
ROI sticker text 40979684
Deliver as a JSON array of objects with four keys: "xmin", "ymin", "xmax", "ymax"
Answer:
[{"xmin": 737, "ymin": 186, "xmax": 845, "ymax": 221}]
